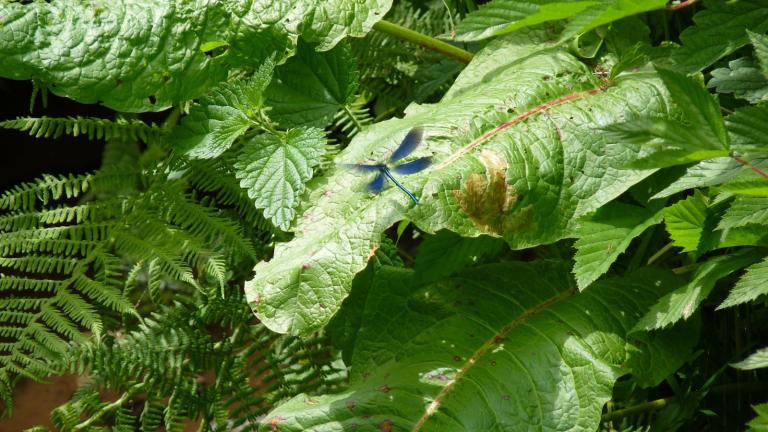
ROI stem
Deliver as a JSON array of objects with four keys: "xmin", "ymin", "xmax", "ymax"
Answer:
[
  {"xmin": 602, "ymin": 397, "xmax": 673, "ymax": 422},
  {"xmin": 667, "ymin": 0, "xmax": 699, "ymax": 11},
  {"xmin": 372, "ymin": 20, "xmax": 474, "ymax": 64},
  {"xmin": 75, "ymin": 382, "xmax": 146, "ymax": 430},
  {"xmin": 647, "ymin": 242, "xmax": 674, "ymax": 265}
]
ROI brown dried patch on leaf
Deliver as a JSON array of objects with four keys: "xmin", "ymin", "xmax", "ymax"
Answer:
[{"xmin": 454, "ymin": 150, "xmax": 532, "ymax": 234}]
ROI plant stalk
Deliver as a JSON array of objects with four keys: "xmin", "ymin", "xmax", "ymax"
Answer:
[{"xmin": 372, "ymin": 20, "xmax": 474, "ymax": 64}]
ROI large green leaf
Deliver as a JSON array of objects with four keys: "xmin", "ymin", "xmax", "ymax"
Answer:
[
  {"xmin": 455, "ymin": 0, "xmax": 667, "ymax": 42},
  {"xmin": 672, "ymin": 0, "xmax": 768, "ymax": 73},
  {"xmin": 663, "ymin": 190, "xmax": 709, "ymax": 253},
  {"xmin": 718, "ymin": 196, "xmax": 768, "ymax": 230},
  {"xmin": 245, "ymin": 31, "xmax": 673, "ymax": 335},
  {"xmin": 266, "ymin": 41, "xmax": 358, "ymax": 129},
  {"xmin": 235, "ymin": 128, "xmax": 326, "ymax": 231},
  {"xmin": 0, "ymin": 0, "xmax": 390, "ymax": 112},
  {"xmin": 732, "ymin": 347, "xmax": 768, "ymax": 370},
  {"xmin": 260, "ymin": 262, "xmax": 695, "ymax": 431},
  {"xmin": 719, "ymin": 257, "xmax": 768, "ymax": 309},
  {"xmin": 573, "ymin": 202, "xmax": 662, "ymax": 289},
  {"xmin": 633, "ymin": 251, "xmax": 762, "ymax": 331},
  {"xmin": 748, "ymin": 403, "xmax": 768, "ymax": 431}
]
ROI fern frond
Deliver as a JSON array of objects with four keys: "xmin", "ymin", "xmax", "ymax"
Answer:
[
  {"xmin": 332, "ymin": 93, "xmax": 374, "ymax": 139},
  {"xmin": 0, "ymin": 173, "xmax": 92, "ymax": 211},
  {"xmin": 0, "ymin": 116, "xmax": 162, "ymax": 142}
]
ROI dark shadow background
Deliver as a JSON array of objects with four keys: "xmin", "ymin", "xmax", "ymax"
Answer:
[{"xmin": 0, "ymin": 78, "xmax": 111, "ymax": 191}]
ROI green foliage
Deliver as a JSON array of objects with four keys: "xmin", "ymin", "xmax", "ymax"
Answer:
[
  {"xmin": 0, "ymin": 116, "xmax": 162, "ymax": 142},
  {"xmin": 456, "ymin": 0, "xmax": 667, "ymax": 42},
  {"xmin": 0, "ymin": 0, "xmax": 767, "ymax": 430}
]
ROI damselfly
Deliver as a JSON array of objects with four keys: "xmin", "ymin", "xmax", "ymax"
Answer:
[{"xmin": 346, "ymin": 127, "xmax": 432, "ymax": 204}]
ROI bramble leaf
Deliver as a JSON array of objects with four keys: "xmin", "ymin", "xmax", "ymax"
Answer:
[
  {"xmin": 708, "ymin": 58, "xmax": 768, "ymax": 104},
  {"xmin": 0, "ymin": 0, "xmax": 390, "ymax": 112},
  {"xmin": 261, "ymin": 262, "xmax": 695, "ymax": 430},
  {"xmin": 455, "ymin": 0, "xmax": 666, "ymax": 42},
  {"xmin": 573, "ymin": 202, "xmax": 663, "ymax": 289},
  {"xmin": 732, "ymin": 347, "xmax": 768, "ymax": 370},
  {"xmin": 672, "ymin": 0, "xmax": 768, "ymax": 73},
  {"xmin": 633, "ymin": 251, "xmax": 762, "ymax": 331},
  {"xmin": 235, "ymin": 128, "xmax": 326, "ymax": 231},
  {"xmin": 718, "ymin": 196, "xmax": 768, "ymax": 230},
  {"xmin": 719, "ymin": 257, "xmax": 768, "ymax": 308},
  {"xmin": 245, "ymin": 31, "xmax": 673, "ymax": 335},
  {"xmin": 663, "ymin": 190, "xmax": 709, "ymax": 253}
]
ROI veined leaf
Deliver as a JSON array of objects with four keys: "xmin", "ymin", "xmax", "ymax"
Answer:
[
  {"xmin": 0, "ymin": 0, "xmax": 390, "ymax": 112},
  {"xmin": 663, "ymin": 190, "xmax": 709, "ymax": 253},
  {"xmin": 720, "ymin": 180, "xmax": 768, "ymax": 196},
  {"xmin": 719, "ymin": 257, "xmax": 768, "ymax": 308},
  {"xmin": 262, "ymin": 262, "xmax": 694, "ymax": 431},
  {"xmin": 455, "ymin": 0, "xmax": 667, "ymax": 42},
  {"xmin": 727, "ymin": 105, "xmax": 768, "ymax": 153},
  {"xmin": 718, "ymin": 196, "xmax": 768, "ymax": 229},
  {"xmin": 414, "ymin": 230, "xmax": 507, "ymax": 283},
  {"xmin": 633, "ymin": 251, "xmax": 762, "ymax": 331},
  {"xmin": 573, "ymin": 202, "xmax": 663, "ymax": 289},
  {"xmin": 170, "ymin": 60, "xmax": 274, "ymax": 159},
  {"xmin": 672, "ymin": 0, "xmax": 768, "ymax": 73},
  {"xmin": 235, "ymin": 128, "xmax": 326, "ymax": 231},
  {"xmin": 245, "ymin": 30, "xmax": 674, "ymax": 335},
  {"xmin": 604, "ymin": 68, "xmax": 729, "ymax": 168},
  {"xmin": 750, "ymin": 30, "xmax": 768, "ymax": 75},
  {"xmin": 708, "ymin": 58, "xmax": 768, "ymax": 104},
  {"xmin": 653, "ymin": 158, "xmax": 744, "ymax": 199},
  {"xmin": 266, "ymin": 41, "xmax": 358, "ymax": 129},
  {"xmin": 732, "ymin": 347, "xmax": 768, "ymax": 370}
]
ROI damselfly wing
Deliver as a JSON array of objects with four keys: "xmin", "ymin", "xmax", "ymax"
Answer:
[{"xmin": 347, "ymin": 127, "xmax": 432, "ymax": 203}]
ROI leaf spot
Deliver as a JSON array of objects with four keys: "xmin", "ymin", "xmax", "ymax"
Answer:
[
  {"xmin": 378, "ymin": 384, "xmax": 391, "ymax": 393},
  {"xmin": 379, "ymin": 420, "xmax": 393, "ymax": 432}
]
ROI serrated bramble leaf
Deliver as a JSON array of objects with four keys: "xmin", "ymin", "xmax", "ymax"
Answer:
[
  {"xmin": 750, "ymin": 30, "xmax": 768, "ymax": 75},
  {"xmin": 658, "ymin": 68, "xmax": 729, "ymax": 147},
  {"xmin": 633, "ymin": 251, "xmax": 762, "ymax": 332},
  {"xmin": 266, "ymin": 41, "xmax": 358, "ymax": 129},
  {"xmin": 732, "ymin": 347, "xmax": 768, "ymax": 370},
  {"xmin": 719, "ymin": 257, "xmax": 768, "ymax": 308},
  {"xmin": 708, "ymin": 58, "xmax": 768, "ymax": 104},
  {"xmin": 573, "ymin": 202, "xmax": 663, "ymax": 289},
  {"xmin": 727, "ymin": 105, "xmax": 768, "ymax": 153},
  {"xmin": 235, "ymin": 128, "xmax": 326, "ymax": 231},
  {"xmin": 653, "ymin": 158, "xmax": 742, "ymax": 199},
  {"xmin": 262, "ymin": 262, "xmax": 694, "ymax": 431},
  {"xmin": 245, "ymin": 31, "xmax": 674, "ymax": 335},
  {"xmin": 0, "ymin": 1, "xmax": 389, "ymax": 112},
  {"xmin": 748, "ymin": 403, "xmax": 768, "ymax": 431},
  {"xmin": 170, "ymin": 60, "xmax": 275, "ymax": 159},
  {"xmin": 720, "ymin": 180, "xmax": 768, "ymax": 196},
  {"xmin": 455, "ymin": 0, "xmax": 666, "ymax": 42},
  {"xmin": 663, "ymin": 190, "xmax": 709, "ymax": 253},
  {"xmin": 672, "ymin": 0, "xmax": 768, "ymax": 73},
  {"xmin": 718, "ymin": 196, "xmax": 768, "ymax": 229}
]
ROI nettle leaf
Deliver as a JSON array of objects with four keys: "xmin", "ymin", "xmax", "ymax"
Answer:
[
  {"xmin": 0, "ymin": 0, "xmax": 390, "ymax": 112},
  {"xmin": 261, "ymin": 262, "xmax": 695, "ymax": 431},
  {"xmin": 235, "ymin": 128, "xmax": 326, "ymax": 231},
  {"xmin": 633, "ymin": 251, "xmax": 762, "ymax": 331},
  {"xmin": 455, "ymin": 0, "xmax": 667, "ymax": 42},
  {"xmin": 718, "ymin": 196, "xmax": 768, "ymax": 230},
  {"xmin": 266, "ymin": 41, "xmax": 358, "ymax": 129},
  {"xmin": 719, "ymin": 256, "xmax": 768, "ymax": 308},
  {"xmin": 672, "ymin": 0, "xmax": 768, "ymax": 73},
  {"xmin": 732, "ymin": 347, "xmax": 768, "ymax": 370},
  {"xmin": 663, "ymin": 190, "xmax": 709, "ymax": 253},
  {"xmin": 573, "ymin": 201, "xmax": 663, "ymax": 290},
  {"xmin": 171, "ymin": 60, "xmax": 274, "ymax": 159},
  {"xmin": 708, "ymin": 58, "xmax": 768, "ymax": 104},
  {"xmin": 245, "ymin": 30, "xmax": 674, "ymax": 335}
]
